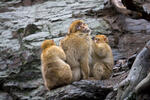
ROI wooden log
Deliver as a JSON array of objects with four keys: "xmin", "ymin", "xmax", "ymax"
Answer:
[
  {"xmin": 122, "ymin": 0, "xmax": 150, "ymax": 20},
  {"xmin": 116, "ymin": 40, "xmax": 150, "ymax": 100},
  {"xmin": 135, "ymin": 72, "xmax": 150, "ymax": 94}
]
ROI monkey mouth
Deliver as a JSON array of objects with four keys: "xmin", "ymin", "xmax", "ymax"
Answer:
[{"xmin": 83, "ymin": 29, "xmax": 91, "ymax": 34}]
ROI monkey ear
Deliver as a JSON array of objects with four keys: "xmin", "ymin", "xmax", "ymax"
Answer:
[
  {"xmin": 104, "ymin": 37, "xmax": 109, "ymax": 43},
  {"xmin": 68, "ymin": 25, "xmax": 75, "ymax": 34},
  {"xmin": 51, "ymin": 40, "xmax": 55, "ymax": 45},
  {"xmin": 68, "ymin": 28, "xmax": 71, "ymax": 34},
  {"xmin": 52, "ymin": 40, "xmax": 54, "ymax": 42}
]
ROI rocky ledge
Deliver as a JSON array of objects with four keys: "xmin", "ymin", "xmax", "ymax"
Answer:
[{"xmin": 0, "ymin": 0, "xmax": 150, "ymax": 100}]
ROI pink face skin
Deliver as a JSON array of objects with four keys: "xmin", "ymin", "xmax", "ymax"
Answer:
[
  {"xmin": 77, "ymin": 22, "xmax": 91, "ymax": 34},
  {"xmin": 94, "ymin": 35, "xmax": 108, "ymax": 44}
]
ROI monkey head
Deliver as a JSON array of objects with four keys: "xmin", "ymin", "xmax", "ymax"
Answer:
[
  {"xmin": 94, "ymin": 35, "xmax": 109, "ymax": 44},
  {"xmin": 68, "ymin": 20, "xmax": 91, "ymax": 34},
  {"xmin": 41, "ymin": 40, "xmax": 55, "ymax": 50}
]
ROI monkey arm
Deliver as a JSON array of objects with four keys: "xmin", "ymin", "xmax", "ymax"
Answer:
[
  {"xmin": 94, "ymin": 43, "xmax": 107, "ymax": 58},
  {"xmin": 80, "ymin": 52, "xmax": 90, "ymax": 79}
]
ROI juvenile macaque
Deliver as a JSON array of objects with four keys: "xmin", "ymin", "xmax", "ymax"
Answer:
[
  {"xmin": 41, "ymin": 40, "xmax": 72, "ymax": 90},
  {"xmin": 91, "ymin": 35, "xmax": 114, "ymax": 80}
]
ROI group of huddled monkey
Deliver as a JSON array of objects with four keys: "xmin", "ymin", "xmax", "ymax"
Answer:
[{"xmin": 40, "ymin": 20, "xmax": 114, "ymax": 90}]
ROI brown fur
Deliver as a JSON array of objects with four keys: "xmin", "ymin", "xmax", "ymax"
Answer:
[
  {"xmin": 91, "ymin": 35, "xmax": 114, "ymax": 80},
  {"xmin": 68, "ymin": 20, "xmax": 91, "ymax": 34},
  {"xmin": 41, "ymin": 40, "xmax": 72, "ymax": 90},
  {"xmin": 60, "ymin": 20, "xmax": 92, "ymax": 81}
]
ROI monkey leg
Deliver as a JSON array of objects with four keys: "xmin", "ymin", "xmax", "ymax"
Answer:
[
  {"xmin": 92, "ymin": 62, "xmax": 112, "ymax": 80},
  {"xmin": 58, "ymin": 63, "xmax": 72, "ymax": 84},
  {"xmin": 72, "ymin": 67, "xmax": 81, "ymax": 82},
  {"xmin": 43, "ymin": 67, "xmax": 59, "ymax": 90},
  {"xmin": 92, "ymin": 63, "xmax": 104, "ymax": 80},
  {"xmin": 80, "ymin": 56, "xmax": 90, "ymax": 80},
  {"xmin": 44, "ymin": 78, "xmax": 54, "ymax": 90}
]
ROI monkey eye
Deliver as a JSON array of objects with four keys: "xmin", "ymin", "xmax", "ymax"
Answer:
[
  {"xmin": 95, "ymin": 38, "xmax": 99, "ymax": 41},
  {"xmin": 80, "ymin": 23, "xmax": 83, "ymax": 27},
  {"xmin": 82, "ymin": 23, "xmax": 86, "ymax": 25},
  {"xmin": 80, "ymin": 23, "xmax": 86, "ymax": 27}
]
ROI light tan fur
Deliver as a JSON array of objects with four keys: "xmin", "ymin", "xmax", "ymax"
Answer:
[
  {"xmin": 41, "ymin": 40, "xmax": 72, "ymax": 90},
  {"xmin": 60, "ymin": 20, "xmax": 92, "ymax": 82},
  {"xmin": 68, "ymin": 20, "xmax": 91, "ymax": 34},
  {"xmin": 91, "ymin": 35, "xmax": 114, "ymax": 80}
]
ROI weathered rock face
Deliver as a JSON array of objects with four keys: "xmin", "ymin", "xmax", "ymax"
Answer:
[
  {"xmin": 0, "ymin": 0, "xmax": 118, "ymax": 99},
  {"xmin": 46, "ymin": 80, "xmax": 113, "ymax": 100},
  {"xmin": 0, "ymin": 0, "xmax": 112, "ymax": 52},
  {"xmin": 118, "ymin": 18, "xmax": 150, "ymax": 57},
  {"xmin": 104, "ymin": 15, "xmax": 150, "ymax": 58},
  {"xmin": 0, "ymin": 0, "xmax": 150, "ymax": 99}
]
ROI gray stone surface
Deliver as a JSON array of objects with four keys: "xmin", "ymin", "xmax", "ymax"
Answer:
[{"xmin": 0, "ymin": 0, "xmax": 150, "ymax": 99}]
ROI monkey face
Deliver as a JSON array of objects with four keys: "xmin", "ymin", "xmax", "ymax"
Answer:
[
  {"xmin": 94, "ymin": 35, "xmax": 109, "ymax": 44},
  {"xmin": 76, "ymin": 22, "xmax": 91, "ymax": 34},
  {"xmin": 68, "ymin": 20, "xmax": 91, "ymax": 34}
]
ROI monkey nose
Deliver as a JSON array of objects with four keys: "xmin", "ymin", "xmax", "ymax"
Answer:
[{"xmin": 87, "ymin": 28, "xmax": 91, "ymax": 34}]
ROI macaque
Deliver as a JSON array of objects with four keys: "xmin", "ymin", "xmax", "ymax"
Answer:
[
  {"xmin": 91, "ymin": 35, "xmax": 114, "ymax": 80},
  {"xmin": 60, "ymin": 20, "xmax": 92, "ymax": 82},
  {"xmin": 41, "ymin": 40, "xmax": 72, "ymax": 90}
]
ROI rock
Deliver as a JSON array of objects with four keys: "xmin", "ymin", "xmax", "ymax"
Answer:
[
  {"xmin": 0, "ymin": 1, "xmax": 116, "ymax": 99},
  {"xmin": 113, "ymin": 59, "xmax": 128, "ymax": 72},
  {"xmin": 122, "ymin": 0, "xmax": 150, "ymax": 20},
  {"xmin": 1, "ymin": 0, "xmax": 14, "ymax": 2},
  {"xmin": 116, "ymin": 41, "xmax": 150, "ymax": 100},
  {"xmin": 105, "ymin": 90, "xmax": 117, "ymax": 100},
  {"xmin": 135, "ymin": 72, "xmax": 150, "ymax": 100},
  {"xmin": 0, "ymin": 7, "xmax": 13, "ymax": 13},
  {"xmin": 0, "ymin": 92, "xmax": 13, "ymax": 100},
  {"xmin": 111, "ymin": 0, "xmax": 131, "ymax": 15},
  {"xmin": 112, "ymin": 49, "xmax": 124, "ymax": 61},
  {"xmin": 24, "ymin": 24, "xmax": 40, "ymax": 36},
  {"xmin": 22, "ymin": 0, "xmax": 32, "ymax": 6},
  {"xmin": 46, "ymin": 80, "xmax": 113, "ymax": 100},
  {"xmin": 116, "ymin": 18, "xmax": 150, "ymax": 57},
  {"xmin": 127, "ymin": 54, "xmax": 137, "ymax": 69},
  {"xmin": 22, "ymin": 32, "xmax": 63, "ymax": 50},
  {"xmin": 122, "ymin": 18, "xmax": 150, "ymax": 34},
  {"xmin": 115, "ymin": 59, "xmax": 126, "ymax": 68},
  {"xmin": 12, "ymin": 28, "xmax": 24, "ymax": 38},
  {"xmin": 118, "ymin": 32, "xmax": 150, "ymax": 57},
  {"xmin": 23, "ymin": 32, "xmax": 50, "ymax": 41},
  {"xmin": 1, "ymin": 0, "xmax": 150, "ymax": 99},
  {"xmin": 12, "ymin": 24, "xmax": 40, "ymax": 39},
  {"xmin": 0, "ymin": 30, "xmax": 20, "ymax": 52},
  {"xmin": 113, "ymin": 71, "xmax": 126, "ymax": 77},
  {"xmin": 88, "ymin": 18, "xmax": 111, "ymax": 35}
]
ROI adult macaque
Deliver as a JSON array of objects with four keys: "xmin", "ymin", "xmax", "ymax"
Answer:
[{"xmin": 60, "ymin": 20, "xmax": 92, "ymax": 81}]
